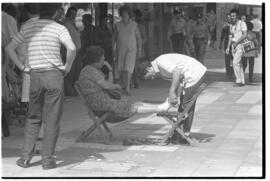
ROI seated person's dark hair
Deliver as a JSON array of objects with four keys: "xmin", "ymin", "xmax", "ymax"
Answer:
[
  {"xmin": 230, "ymin": 8, "xmax": 239, "ymax": 15},
  {"xmin": 38, "ymin": 3, "xmax": 61, "ymax": 18},
  {"xmin": 24, "ymin": 3, "xmax": 39, "ymax": 15},
  {"xmin": 83, "ymin": 46, "xmax": 105, "ymax": 66},
  {"xmin": 246, "ymin": 21, "xmax": 254, "ymax": 31}
]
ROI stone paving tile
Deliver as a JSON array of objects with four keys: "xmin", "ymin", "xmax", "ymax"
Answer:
[
  {"xmin": 236, "ymin": 91, "xmax": 262, "ymax": 104},
  {"xmin": 191, "ymin": 159, "xmax": 242, "ymax": 176},
  {"xmin": 235, "ymin": 166, "xmax": 263, "ymax": 177},
  {"xmin": 248, "ymin": 105, "xmax": 262, "ymax": 114},
  {"xmin": 196, "ymin": 93, "xmax": 224, "ymax": 104}
]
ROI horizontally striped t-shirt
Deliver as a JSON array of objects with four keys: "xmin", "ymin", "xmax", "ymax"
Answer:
[{"xmin": 12, "ymin": 19, "xmax": 72, "ymax": 69}]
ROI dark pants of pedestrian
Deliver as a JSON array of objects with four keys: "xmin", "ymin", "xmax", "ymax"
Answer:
[
  {"xmin": 170, "ymin": 33, "xmax": 185, "ymax": 54},
  {"xmin": 172, "ymin": 73, "xmax": 206, "ymax": 142},
  {"xmin": 242, "ymin": 56, "xmax": 255, "ymax": 82},
  {"xmin": 21, "ymin": 69, "xmax": 64, "ymax": 164},
  {"xmin": 224, "ymin": 44, "xmax": 234, "ymax": 76},
  {"xmin": 193, "ymin": 38, "xmax": 207, "ymax": 64},
  {"xmin": 64, "ymin": 50, "xmax": 81, "ymax": 96}
]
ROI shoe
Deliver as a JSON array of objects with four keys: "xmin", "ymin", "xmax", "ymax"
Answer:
[
  {"xmin": 158, "ymin": 98, "xmax": 171, "ymax": 111},
  {"xmin": 16, "ymin": 158, "xmax": 31, "ymax": 168},
  {"xmin": 42, "ymin": 161, "xmax": 57, "ymax": 170},
  {"xmin": 233, "ymin": 83, "xmax": 244, "ymax": 87}
]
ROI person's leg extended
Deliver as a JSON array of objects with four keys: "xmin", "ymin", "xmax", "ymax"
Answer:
[
  {"xmin": 21, "ymin": 73, "xmax": 44, "ymax": 161},
  {"xmin": 42, "ymin": 71, "xmax": 64, "ymax": 165}
]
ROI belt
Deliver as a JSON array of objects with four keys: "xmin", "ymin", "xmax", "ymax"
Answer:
[{"xmin": 30, "ymin": 67, "xmax": 62, "ymax": 73}]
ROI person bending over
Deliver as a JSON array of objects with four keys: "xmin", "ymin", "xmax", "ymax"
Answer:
[
  {"xmin": 79, "ymin": 46, "xmax": 174, "ymax": 123},
  {"xmin": 144, "ymin": 53, "xmax": 207, "ymax": 140}
]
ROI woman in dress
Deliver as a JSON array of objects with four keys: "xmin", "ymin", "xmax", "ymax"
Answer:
[
  {"xmin": 113, "ymin": 5, "xmax": 142, "ymax": 95},
  {"xmin": 79, "ymin": 46, "xmax": 172, "ymax": 123}
]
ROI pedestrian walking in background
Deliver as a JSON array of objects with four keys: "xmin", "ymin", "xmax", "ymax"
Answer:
[
  {"xmin": 132, "ymin": 9, "xmax": 147, "ymax": 89},
  {"xmin": 63, "ymin": 6, "xmax": 81, "ymax": 96},
  {"xmin": 96, "ymin": 14, "xmax": 114, "ymax": 80},
  {"xmin": 206, "ymin": 10, "xmax": 217, "ymax": 49},
  {"xmin": 167, "ymin": 8, "xmax": 187, "ymax": 54},
  {"xmin": 5, "ymin": 3, "xmax": 76, "ymax": 169},
  {"xmin": 219, "ymin": 13, "xmax": 233, "ymax": 78},
  {"xmin": 192, "ymin": 13, "xmax": 208, "ymax": 64},
  {"xmin": 251, "ymin": 14, "xmax": 262, "ymax": 52},
  {"xmin": 113, "ymin": 5, "xmax": 142, "ymax": 95},
  {"xmin": 241, "ymin": 21, "xmax": 259, "ymax": 83},
  {"xmin": 226, "ymin": 9, "xmax": 247, "ymax": 87}
]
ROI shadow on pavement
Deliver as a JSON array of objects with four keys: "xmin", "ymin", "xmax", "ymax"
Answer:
[{"xmin": 190, "ymin": 132, "xmax": 216, "ymax": 143}]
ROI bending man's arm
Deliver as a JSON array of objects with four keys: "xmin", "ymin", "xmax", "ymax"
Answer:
[{"xmin": 169, "ymin": 68, "xmax": 184, "ymax": 104}]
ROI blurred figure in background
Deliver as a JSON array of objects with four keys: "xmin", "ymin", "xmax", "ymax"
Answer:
[
  {"xmin": 63, "ymin": 6, "xmax": 80, "ymax": 96},
  {"xmin": 251, "ymin": 14, "xmax": 262, "ymax": 52},
  {"xmin": 96, "ymin": 14, "xmax": 114, "ymax": 79},
  {"xmin": 132, "ymin": 9, "xmax": 147, "ymax": 89},
  {"xmin": 241, "ymin": 14, "xmax": 247, "ymax": 22},
  {"xmin": 219, "ymin": 13, "xmax": 233, "ymax": 78},
  {"xmin": 241, "ymin": 21, "xmax": 259, "ymax": 83},
  {"xmin": 113, "ymin": 5, "xmax": 142, "ymax": 95},
  {"xmin": 81, "ymin": 14, "xmax": 97, "ymax": 55},
  {"xmin": 167, "ymin": 8, "xmax": 187, "ymax": 54},
  {"xmin": 192, "ymin": 13, "xmax": 208, "ymax": 64},
  {"xmin": 207, "ymin": 10, "xmax": 217, "ymax": 49}
]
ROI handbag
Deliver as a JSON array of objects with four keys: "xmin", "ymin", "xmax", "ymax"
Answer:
[{"xmin": 241, "ymin": 38, "xmax": 259, "ymax": 54}]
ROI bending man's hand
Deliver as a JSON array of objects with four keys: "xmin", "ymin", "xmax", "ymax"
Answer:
[{"xmin": 169, "ymin": 92, "xmax": 178, "ymax": 106}]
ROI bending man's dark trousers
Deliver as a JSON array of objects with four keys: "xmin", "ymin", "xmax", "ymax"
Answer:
[{"xmin": 180, "ymin": 73, "xmax": 206, "ymax": 132}]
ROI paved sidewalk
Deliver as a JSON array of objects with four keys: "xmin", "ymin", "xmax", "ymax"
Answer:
[{"xmin": 2, "ymin": 50, "xmax": 263, "ymax": 177}]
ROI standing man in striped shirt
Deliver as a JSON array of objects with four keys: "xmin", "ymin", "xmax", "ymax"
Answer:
[{"xmin": 5, "ymin": 3, "xmax": 76, "ymax": 170}]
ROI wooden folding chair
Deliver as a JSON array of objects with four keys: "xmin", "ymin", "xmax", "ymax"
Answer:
[
  {"xmin": 74, "ymin": 81, "xmax": 113, "ymax": 144},
  {"xmin": 157, "ymin": 83, "xmax": 207, "ymax": 146}
]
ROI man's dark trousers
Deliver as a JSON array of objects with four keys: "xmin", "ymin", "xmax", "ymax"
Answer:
[{"xmin": 21, "ymin": 70, "xmax": 64, "ymax": 164}]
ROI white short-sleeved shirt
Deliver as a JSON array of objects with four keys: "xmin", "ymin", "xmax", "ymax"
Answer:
[
  {"xmin": 251, "ymin": 18, "xmax": 262, "ymax": 32},
  {"xmin": 230, "ymin": 20, "xmax": 247, "ymax": 42},
  {"xmin": 151, "ymin": 53, "xmax": 207, "ymax": 88}
]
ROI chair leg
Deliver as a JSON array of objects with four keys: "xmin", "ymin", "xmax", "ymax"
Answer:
[
  {"xmin": 102, "ymin": 123, "xmax": 112, "ymax": 137},
  {"xmin": 76, "ymin": 123, "xmax": 98, "ymax": 142}
]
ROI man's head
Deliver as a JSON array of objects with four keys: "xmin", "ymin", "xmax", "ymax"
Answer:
[
  {"xmin": 246, "ymin": 21, "xmax": 254, "ymax": 31},
  {"xmin": 24, "ymin": 3, "xmax": 38, "ymax": 16},
  {"xmin": 196, "ymin": 13, "xmax": 204, "ymax": 24},
  {"xmin": 230, "ymin": 8, "xmax": 239, "ymax": 24},
  {"xmin": 173, "ymin": 8, "xmax": 182, "ymax": 20},
  {"xmin": 119, "ymin": 5, "xmax": 132, "ymax": 23},
  {"xmin": 66, "ymin": 6, "xmax": 77, "ymax": 20},
  {"xmin": 38, "ymin": 3, "xmax": 61, "ymax": 18},
  {"xmin": 226, "ymin": 13, "xmax": 231, "ymax": 24}
]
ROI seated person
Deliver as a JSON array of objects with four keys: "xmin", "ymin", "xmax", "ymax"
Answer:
[
  {"xmin": 144, "ymin": 53, "xmax": 207, "ymax": 139},
  {"xmin": 78, "ymin": 46, "xmax": 176, "ymax": 123}
]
